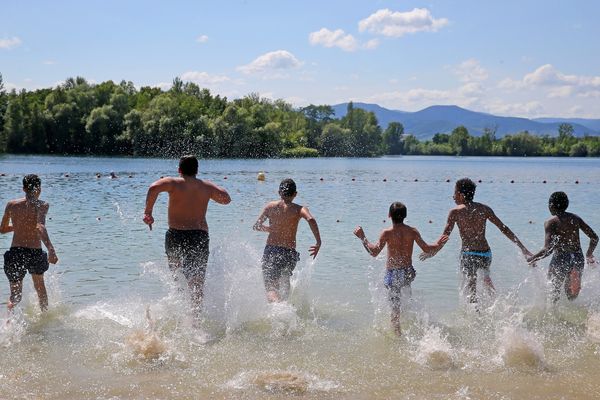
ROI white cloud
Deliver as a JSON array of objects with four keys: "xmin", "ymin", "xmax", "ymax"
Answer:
[
  {"xmin": 309, "ymin": 28, "xmax": 358, "ymax": 51},
  {"xmin": 180, "ymin": 71, "xmax": 230, "ymax": 85},
  {"xmin": 485, "ymin": 100, "xmax": 544, "ymax": 117},
  {"xmin": 358, "ymin": 8, "xmax": 448, "ymax": 37},
  {"xmin": 196, "ymin": 35, "xmax": 209, "ymax": 43},
  {"xmin": 0, "ymin": 36, "xmax": 22, "ymax": 49},
  {"xmin": 453, "ymin": 59, "xmax": 488, "ymax": 83},
  {"xmin": 237, "ymin": 50, "xmax": 302, "ymax": 75},
  {"xmin": 152, "ymin": 82, "xmax": 172, "ymax": 90},
  {"xmin": 363, "ymin": 39, "xmax": 380, "ymax": 50},
  {"xmin": 42, "ymin": 60, "xmax": 57, "ymax": 65}
]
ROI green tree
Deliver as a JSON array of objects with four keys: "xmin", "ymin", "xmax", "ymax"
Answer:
[
  {"xmin": 382, "ymin": 122, "xmax": 404, "ymax": 155},
  {"xmin": 449, "ymin": 125, "xmax": 470, "ymax": 155}
]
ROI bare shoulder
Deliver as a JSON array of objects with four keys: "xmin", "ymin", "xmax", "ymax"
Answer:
[
  {"xmin": 408, "ymin": 225, "xmax": 421, "ymax": 237},
  {"xmin": 545, "ymin": 216, "xmax": 559, "ymax": 229}
]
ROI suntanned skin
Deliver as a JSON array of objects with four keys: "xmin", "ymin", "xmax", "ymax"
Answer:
[
  {"xmin": 354, "ymin": 219, "xmax": 447, "ymax": 336},
  {"xmin": 528, "ymin": 206, "xmax": 598, "ymax": 301},
  {"xmin": 420, "ymin": 187, "xmax": 532, "ymax": 303},
  {"xmin": 253, "ymin": 193, "xmax": 321, "ymax": 302},
  {"xmin": 0, "ymin": 186, "xmax": 58, "ymax": 312},
  {"xmin": 143, "ymin": 168, "xmax": 231, "ymax": 312}
]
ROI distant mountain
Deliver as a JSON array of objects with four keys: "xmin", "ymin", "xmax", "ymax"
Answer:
[
  {"xmin": 533, "ymin": 118, "xmax": 600, "ymax": 132},
  {"xmin": 331, "ymin": 102, "xmax": 599, "ymax": 140}
]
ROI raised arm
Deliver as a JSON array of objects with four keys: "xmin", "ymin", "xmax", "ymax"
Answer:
[
  {"xmin": 209, "ymin": 182, "xmax": 231, "ymax": 205},
  {"xmin": 36, "ymin": 203, "xmax": 58, "ymax": 264},
  {"xmin": 253, "ymin": 205, "xmax": 271, "ymax": 233},
  {"xmin": 143, "ymin": 178, "xmax": 172, "ymax": 230},
  {"xmin": 301, "ymin": 207, "xmax": 321, "ymax": 258},
  {"xmin": 487, "ymin": 208, "xmax": 531, "ymax": 257},
  {"xmin": 0, "ymin": 203, "xmax": 13, "ymax": 234},
  {"xmin": 354, "ymin": 226, "xmax": 386, "ymax": 258},
  {"xmin": 579, "ymin": 217, "xmax": 598, "ymax": 265},
  {"xmin": 527, "ymin": 220, "xmax": 555, "ymax": 264},
  {"xmin": 419, "ymin": 210, "xmax": 455, "ymax": 260}
]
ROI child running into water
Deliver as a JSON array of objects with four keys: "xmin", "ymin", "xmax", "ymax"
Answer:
[
  {"xmin": 420, "ymin": 178, "xmax": 532, "ymax": 304},
  {"xmin": 354, "ymin": 202, "xmax": 447, "ymax": 336},
  {"xmin": 253, "ymin": 179, "xmax": 321, "ymax": 302},
  {"xmin": 528, "ymin": 191, "xmax": 598, "ymax": 302},
  {"xmin": 0, "ymin": 175, "xmax": 58, "ymax": 313}
]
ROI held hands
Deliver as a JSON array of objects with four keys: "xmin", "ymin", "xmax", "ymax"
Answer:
[
  {"xmin": 143, "ymin": 213, "xmax": 154, "ymax": 231},
  {"xmin": 309, "ymin": 242, "xmax": 321, "ymax": 259},
  {"xmin": 587, "ymin": 255, "xmax": 598, "ymax": 268},
  {"xmin": 48, "ymin": 248, "xmax": 58, "ymax": 264},
  {"xmin": 353, "ymin": 226, "xmax": 366, "ymax": 240}
]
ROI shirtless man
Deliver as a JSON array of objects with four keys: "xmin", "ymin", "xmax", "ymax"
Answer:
[
  {"xmin": 143, "ymin": 155, "xmax": 230, "ymax": 314},
  {"xmin": 1, "ymin": 174, "xmax": 58, "ymax": 312},
  {"xmin": 528, "ymin": 191, "xmax": 598, "ymax": 302},
  {"xmin": 421, "ymin": 178, "xmax": 531, "ymax": 304},
  {"xmin": 354, "ymin": 202, "xmax": 447, "ymax": 335},
  {"xmin": 253, "ymin": 179, "xmax": 321, "ymax": 302}
]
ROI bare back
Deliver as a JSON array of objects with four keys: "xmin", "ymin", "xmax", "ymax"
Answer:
[
  {"xmin": 546, "ymin": 212, "xmax": 585, "ymax": 253},
  {"xmin": 450, "ymin": 202, "xmax": 493, "ymax": 251},
  {"xmin": 264, "ymin": 200, "xmax": 303, "ymax": 249},
  {"xmin": 166, "ymin": 177, "xmax": 214, "ymax": 230},
  {"xmin": 383, "ymin": 224, "xmax": 420, "ymax": 269},
  {"xmin": 6, "ymin": 198, "xmax": 48, "ymax": 248}
]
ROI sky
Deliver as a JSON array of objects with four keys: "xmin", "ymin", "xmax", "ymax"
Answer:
[{"xmin": 1, "ymin": 0, "xmax": 600, "ymax": 118}]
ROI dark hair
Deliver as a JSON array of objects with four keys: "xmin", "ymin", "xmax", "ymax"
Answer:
[
  {"xmin": 389, "ymin": 202, "xmax": 407, "ymax": 224},
  {"xmin": 23, "ymin": 174, "xmax": 41, "ymax": 193},
  {"xmin": 456, "ymin": 178, "xmax": 477, "ymax": 202},
  {"xmin": 549, "ymin": 191, "xmax": 569, "ymax": 212},
  {"xmin": 179, "ymin": 155, "xmax": 198, "ymax": 176},
  {"xmin": 279, "ymin": 178, "xmax": 297, "ymax": 198}
]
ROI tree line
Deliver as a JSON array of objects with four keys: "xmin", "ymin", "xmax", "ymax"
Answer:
[{"xmin": 0, "ymin": 74, "xmax": 599, "ymax": 158}]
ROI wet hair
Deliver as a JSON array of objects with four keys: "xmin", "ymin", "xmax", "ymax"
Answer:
[
  {"xmin": 549, "ymin": 191, "xmax": 569, "ymax": 212},
  {"xmin": 389, "ymin": 202, "xmax": 407, "ymax": 224},
  {"xmin": 279, "ymin": 178, "xmax": 297, "ymax": 198},
  {"xmin": 179, "ymin": 155, "xmax": 198, "ymax": 176},
  {"xmin": 23, "ymin": 174, "xmax": 41, "ymax": 193},
  {"xmin": 455, "ymin": 178, "xmax": 477, "ymax": 202}
]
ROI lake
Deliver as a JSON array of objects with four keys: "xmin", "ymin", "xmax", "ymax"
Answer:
[{"xmin": 1, "ymin": 155, "xmax": 599, "ymax": 399}]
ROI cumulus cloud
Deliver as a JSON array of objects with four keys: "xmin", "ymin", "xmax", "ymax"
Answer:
[
  {"xmin": 42, "ymin": 60, "xmax": 57, "ymax": 65},
  {"xmin": 196, "ymin": 35, "xmax": 209, "ymax": 43},
  {"xmin": 485, "ymin": 100, "xmax": 544, "ymax": 117},
  {"xmin": 237, "ymin": 50, "xmax": 302, "ymax": 75},
  {"xmin": 453, "ymin": 59, "xmax": 488, "ymax": 83},
  {"xmin": 308, "ymin": 28, "xmax": 380, "ymax": 51},
  {"xmin": 0, "ymin": 36, "xmax": 22, "ymax": 49},
  {"xmin": 358, "ymin": 8, "xmax": 448, "ymax": 37},
  {"xmin": 180, "ymin": 71, "xmax": 231, "ymax": 85}
]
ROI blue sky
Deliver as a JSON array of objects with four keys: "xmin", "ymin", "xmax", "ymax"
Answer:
[{"xmin": 1, "ymin": 0, "xmax": 599, "ymax": 118}]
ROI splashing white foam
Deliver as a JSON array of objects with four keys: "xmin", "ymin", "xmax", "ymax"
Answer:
[
  {"xmin": 498, "ymin": 326, "xmax": 545, "ymax": 369},
  {"xmin": 415, "ymin": 325, "xmax": 454, "ymax": 370}
]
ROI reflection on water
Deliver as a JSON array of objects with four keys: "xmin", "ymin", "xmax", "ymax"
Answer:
[{"xmin": 0, "ymin": 155, "xmax": 600, "ymax": 398}]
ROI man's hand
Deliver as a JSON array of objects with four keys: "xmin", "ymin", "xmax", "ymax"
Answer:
[
  {"xmin": 309, "ymin": 242, "xmax": 321, "ymax": 259},
  {"xmin": 437, "ymin": 235, "xmax": 449, "ymax": 245},
  {"xmin": 48, "ymin": 248, "xmax": 58, "ymax": 264},
  {"xmin": 353, "ymin": 226, "xmax": 365, "ymax": 240},
  {"xmin": 143, "ymin": 213, "xmax": 154, "ymax": 231}
]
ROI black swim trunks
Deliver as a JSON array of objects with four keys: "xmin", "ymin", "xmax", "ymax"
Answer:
[
  {"xmin": 548, "ymin": 250, "xmax": 584, "ymax": 281},
  {"xmin": 261, "ymin": 245, "xmax": 300, "ymax": 291},
  {"xmin": 165, "ymin": 229, "xmax": 209, "ymax": 280},
  {"xmin": 4, "ymin": 247, "xmax": 49, "ymax": 283},
  {"xmin": 460, "ymin": 251, "xmax": 492, "ymax": 278}
]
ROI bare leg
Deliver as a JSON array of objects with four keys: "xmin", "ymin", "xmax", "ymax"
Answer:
[
  {"xmin": 278, "ymin": 271, "xmax": 292, "ymax": 301},
  {"xmin": 391, "ymin": 309, "xmax": 402, "ymax": 336},
  {"xmin": 482, "ymin": 273, "xmax": 496, "ymax": 296},
  {"xmin": 8, "ymin": 280, "xmax": 23, "ymax": 312},
  {"xmin": 465, "ymin": 274, "xmax": 478, "ymax": 304},
  {"xmin": 548, "ymin": 269, "xmax": 562, "ymax": 304},
  {"xmin": 187, "ymin": 274, "xmax": 205, "ymax": 316},
  {"xmin": 565, "ymin": 269, "xmax": 582, "ymax": 300},
  {"xmin": 31, "ymin": 274, "xmax": 48, "ymax": 311},
  {"xmin": 266, "ymin": 289, "xmax": 281, "ymax": 303}
]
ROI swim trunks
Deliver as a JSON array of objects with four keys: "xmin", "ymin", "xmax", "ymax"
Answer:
[
  {"xmin": 384, "ymin": 267, "xmax": 416, "ymax": 310},
  {"xmin": 165, "ymin": 229, "xmax": 209, "ymax": 280},
  {"xmin": 548, "ymin": 250, "xmax": 584, "ymax": 281},
  {"xmin": 261, "ymin": 245, "xmax": 300, "ymax": 291},
  {"xmin": 4, "ymin": 247, "xmax": 49, "ymax": 283},
  {"xmin": 460, "ymin": 250, "xmax": 492, "ymax": 278}
]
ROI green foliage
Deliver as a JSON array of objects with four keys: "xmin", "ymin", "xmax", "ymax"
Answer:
[{"xmin": 280, "ymin": 146, "xmax": 319, "ymax": 158}]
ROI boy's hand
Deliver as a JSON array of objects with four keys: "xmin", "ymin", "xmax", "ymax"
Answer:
[
  {"xmin": 48, "ymin": 248, "xmax": 58, "ymax": 264},
  {"xmin": 587, "ymin": 255, "xmax": 597, "ymax": 268},
  {"xmin": 419, "ymin": 252, "xmax": 432, "ymax": 261},
  {"xmin": 353, "ymin": 226, "xmax": 365, "ymax": 240},
  {"xmin": 143, "ymin": 213, "xmax": 154, "ymax": 230},
  {"xmin": 309, "ymin": 242, "xmax": 321, "ymax": 259},
  {"xmin": 437, "ymin": 235, "xmax": 449, "ymax": 245}
]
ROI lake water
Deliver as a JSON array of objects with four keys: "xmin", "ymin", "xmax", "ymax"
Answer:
[{"xmin": 0, "ymin": 155, "xmax": 599, "ymax": 399}]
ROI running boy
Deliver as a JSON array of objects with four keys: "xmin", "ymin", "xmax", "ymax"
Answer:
[
  {"xmin": 527, "ymin": 191, "xmax": 598, "ymax": 302},
  {"xmin": 420, "ymin": 178, "xmax": 531, "ymax": 304},
  {"xmin": 354, "ymin": 202, "xmax": 447, "ymax": 336},
  {"xmin": 1, "ymin": 175, "xmax": 58, "ymax": 312},
  {"xmin": 253, "ymin": 179, "xmax": 321, "ymax": 303}
]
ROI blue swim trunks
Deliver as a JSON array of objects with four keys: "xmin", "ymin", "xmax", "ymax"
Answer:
[{"xmin": 384, "ymin": 267, "xmax": 416, "ymax": 310}]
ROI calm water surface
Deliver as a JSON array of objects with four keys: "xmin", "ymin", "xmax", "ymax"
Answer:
[{"xmin": 0, "ymin": 155, "xmax": 599, "ymax": 399}]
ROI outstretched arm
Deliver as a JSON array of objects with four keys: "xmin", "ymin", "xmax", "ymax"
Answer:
[
  {"xmin": 301, "ymin": 207, "xmax": 321, "ymax": 258},
  {"xmin": 488, "ymin": 209, "xmax": 531, "ymax": 257},
  {"xmin": 354, "ymin": 226, "xmax": 386, "ymax": 257},
  {"xmin": 36, "ymin": 203, "xmax": 58, "ymax": 264},
  {"xmin": 579, "ymin": 217, "xmax": 599, "ymax": 265},
  {"xmin": 143, "ymin": 178, "xmax": 172, "ymax": 230},
  {"xmin": 253, "ymin": 205, "xmax": 271, "ymax": 233},
  {"xmin": 415, "ymin": 230, "xmax": 449, "ymax": 253},
  {"xmin": 0, "ymin": 203, "xmax": 13, "ymax": 234},
  {"xmin": 419, "ymin": 211, "xmax": 455, "ymax": 260},
  {"xmin": 527, "ymin": 220, "xmax": 554, "ymax": 264},
  {"xmin": 210, "ymin": 182, "xmax": 231, "ymax": 205}
]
